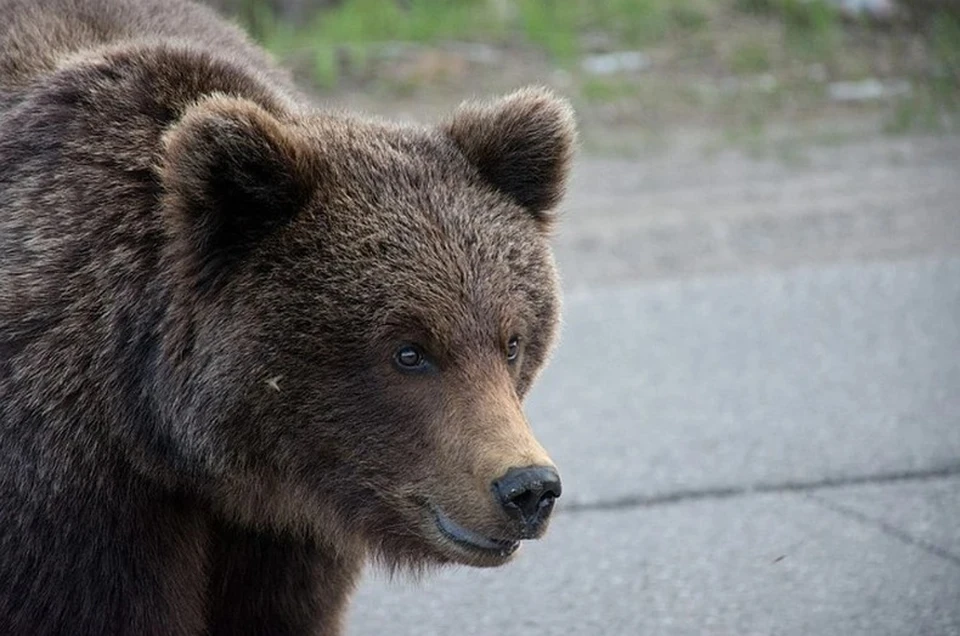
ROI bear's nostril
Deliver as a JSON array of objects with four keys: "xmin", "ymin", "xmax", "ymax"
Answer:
[
  {"xmin": 493, "ymin": 466, "xmax": 562, "ymax": 534},
  {"xmin": 507, "ymin": 489, "xmax": 537, "ymax": 515},
  {"xmin": 538, "ymin": 489, "xmax": 558, "ymax": 511}
]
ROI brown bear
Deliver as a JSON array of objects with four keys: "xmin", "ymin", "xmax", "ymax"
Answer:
[{"xmin": 0, "ymin": 0, "xmax": 575, "ymax": 634}]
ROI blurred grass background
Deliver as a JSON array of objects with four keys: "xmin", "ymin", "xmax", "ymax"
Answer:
[{"xmin": 209, "ymin": 0, "xmax": 960, "ymax": 155}]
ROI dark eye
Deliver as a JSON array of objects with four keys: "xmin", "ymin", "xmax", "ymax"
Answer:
[
  {"xmin": 506, "ymin": 336, "xmax": 520, "ymax": 362},
  {"xmin": 394, "ymin": 344, "xmax": 431, "ymax": 373}
]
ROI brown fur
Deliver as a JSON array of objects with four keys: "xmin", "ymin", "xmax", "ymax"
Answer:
[{"xmin": 0, "ymin": 0, "xmax": 576, "ymax": 633}]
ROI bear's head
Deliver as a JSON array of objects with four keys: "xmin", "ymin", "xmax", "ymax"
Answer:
[{"xmin": 158, "ymin": 87, "xmax": 575, "ymax": 569}]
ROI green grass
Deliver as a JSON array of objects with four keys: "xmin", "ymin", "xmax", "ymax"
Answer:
[
  {"xmin": 931, "ymin": 11, "xmax": 960, "ymax": 82},
  {"xmin": 236, "ymin": 0, "xmax": 959, "ymax": 145},
  {"xmin": 247, "ymin": 0, "xmax": 837, "ymax": 87},
  {"xmin": 246, "ymin": 0, "xmax": 716, "ymax": 86},
  {"xmin": 884, "ymin": 81, "xmax": 960, "ymax": 134},
  {"xmin": 782, "ymin": 0, "xmax": 840, "ymax": 60},
  {"xmin": 515, "ymin": 0, "xmax": 582, "ymax": 62},
  {"xmin": 730, "ymin": 39, "xmax": 772, "ymax": 74},
  {"xmin": 253, "ymin": 0, "xmax": 505, "ymax": 87},
  {"xmin": 733, "ymin": 0, "xmax": 840, "ymax": 60},
  {"xmin": 307, "ymin": 0, "xmax": 503, "ymax": 43},
  {"xmin": 580, "ymin": 77, "xmax": 639, "ymax": 102},
  {"xmin": 884, "ymin": 12, "xmax": 960, "ymax": 133}
]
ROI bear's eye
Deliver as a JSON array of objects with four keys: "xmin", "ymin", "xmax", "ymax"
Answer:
[
  {"xmin": 506, "ymin": 336, "xmax": 521, "ymax": 363},
  {"xmin": 394, "ymin": 344, "xmax": 432, "ymax": 373}
]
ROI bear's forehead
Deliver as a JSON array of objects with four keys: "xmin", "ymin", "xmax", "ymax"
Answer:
[
  {"xmin": 304, "ymin": 127, "xmax": 543, "ymax": 271},
  {"xmin": 285, "ymin": 120, "xmax": 556, "ymax": 328},
  {"xmin": 324, "ymin": 187, "xmax": 542, "ymax": 281},
  {"xmin": 322, "ymin": 199, "xmax": 545, "ymax": 297},
  {"xmin": 291, "ymin": 197, "xmax": 549, "ymax": 340}
]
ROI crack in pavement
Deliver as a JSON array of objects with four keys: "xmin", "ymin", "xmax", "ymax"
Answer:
[
  {"xmin": 804, "ymin": 492, "xmax": 960, "ymax": 569},
  {"xmin": 559, "ymin": 463, "xmax": 960, "ymax": 515}
]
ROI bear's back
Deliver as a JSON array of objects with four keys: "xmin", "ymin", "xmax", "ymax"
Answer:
[
  {"xmin": 0, "ymin": 0, "xmax": 301, "ymax": 435},
  {"xmin": 0, "ymin": 0, "xmax": 295, "ymax": 110}
]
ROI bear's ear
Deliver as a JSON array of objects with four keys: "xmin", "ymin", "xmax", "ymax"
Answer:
[
  {"xmin": 442, "ymin": 87, "xmax": 577, "ymax": 222},
  {"xmin": 160, "ymin": 95, "xmax": 315, "ymax": 273}
]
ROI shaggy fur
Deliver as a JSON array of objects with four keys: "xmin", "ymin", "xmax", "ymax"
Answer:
[{"xmin": 0, "ymin": 0, "xmax": 576, "ymax": 634}]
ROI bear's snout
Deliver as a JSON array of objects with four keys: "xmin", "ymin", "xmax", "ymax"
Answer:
[{"xmin": 492, "ymin": 465, "xmax": 561, "ymax": 539}]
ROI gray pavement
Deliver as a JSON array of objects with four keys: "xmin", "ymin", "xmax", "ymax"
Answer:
[
  {"xmin": 533, "ymin": 255, "xmax": 960, "ymax": 506},
  {"xmin": 351, "ymin": 489, "xmax": 960, "ymax": 636},
  {"xmin": 348, "ymin": 137, "xmax": 960, "ymax": 635}
]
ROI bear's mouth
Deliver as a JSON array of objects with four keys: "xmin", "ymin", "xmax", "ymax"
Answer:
[{"xmin": 431, "ymin": 506, "xmax": 520, "ymax": 558}]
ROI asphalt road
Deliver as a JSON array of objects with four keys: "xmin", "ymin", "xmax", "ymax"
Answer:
[{"xmin": 348, "ymin": 136, "xmax": 960, "ymax": 636}]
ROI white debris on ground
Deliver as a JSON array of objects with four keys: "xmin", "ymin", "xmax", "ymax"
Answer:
[
  {"xmin": 580, "ymin": 51, "xmax": 651, "ymax": 76},
  {"xmin": 829, "ymin": 0, "xmax": 899, "ymax": 20},
  {"xmin": 828, "ymin": 79, "xmax": 912, "ymax": 102}
]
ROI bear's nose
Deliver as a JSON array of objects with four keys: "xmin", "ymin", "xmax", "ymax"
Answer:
[{"xmin": 492, "ymin": 466, "xmax": 561, "ymax": 537}]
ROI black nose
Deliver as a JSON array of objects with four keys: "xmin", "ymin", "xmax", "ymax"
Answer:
[{"xmin": 493, "ymin": 466, "xmax": 562, "ymax": 536}]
